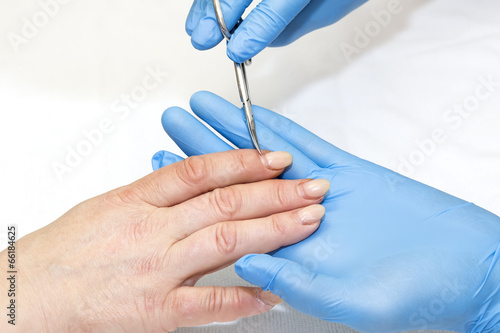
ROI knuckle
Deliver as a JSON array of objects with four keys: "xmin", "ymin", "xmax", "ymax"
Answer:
[
  {"xmin": 161, "ymin": 292, "xmax": 189, "ymax": 332},
  {"xmin": 206, "ymin": 287, "xmax": 225, "ymax": 314},
  {"xmin": 106, "ymin": 185, "xmax": 143, "ymax": 206},
  {"xmin": 177, "ymin": 155, "xmax": 209, "ymax": 187},
  {"xmin": 231, "ymin": 288, "xmax": 247, "ymax": 312},
  {"xmin": 134, "ymin": 247, "xmax": 166, "ymax": 275},
  {"xmin": 124, "ymin": 209, "xmax": 157, "ymax": 243},
  {"xmin": 136, "ymin": 293, "xmax": 160, "ymax": 323},
  {"xmin": 174, "ymin": 297, "xmax": 195, "ymax": 318},
  {"xmin": 273, "ymin": 181, "xmax": 291, "ymax": 208},
  {"xmin": 213, "ymin": 222, "xmax": 238, "ymax": 255},
  {"xmin": 233, "ymin": 151, "xmax": 249, "ymax": 173},
  {"xmin": 270, "ymin": 214, "xmax": 288, "ymax": 238},
  {"xmin": 127, "ymin": 221, "xmax": 147, "ymax": 243},
  {"xmin": 208, "ymin": 187, "xmax": 241, "ymax": 220}
]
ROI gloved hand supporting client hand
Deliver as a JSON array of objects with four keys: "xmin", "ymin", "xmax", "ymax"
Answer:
[{"xmin": 153, "ymin": 91, "xmax": 500, "ymax": 333}]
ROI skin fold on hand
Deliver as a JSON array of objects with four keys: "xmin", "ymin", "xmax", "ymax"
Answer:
[{"xmin": 0, "ymin": 149, "xmax": 329, "ymax": 332}]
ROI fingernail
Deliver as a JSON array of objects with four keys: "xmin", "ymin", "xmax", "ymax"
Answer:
[
  {"xmin": 300, "ymin": 179, "xmax": 330, "ymax": 199},
  {"xmin": 260, "ymin": 151, "xmax": 292, "ymax": 170},
  {"xmin": 297, "ymin": 204, "xmax": 325, "ymax": 225},
  {"xmin": 256, "ymin": 290, "xmax": 283, "ymax": 309}
]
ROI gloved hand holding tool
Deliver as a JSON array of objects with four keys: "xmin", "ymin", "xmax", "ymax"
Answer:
[{"xmin": 186, "ymin": 0, "xmax": 368, "ymax": 63}]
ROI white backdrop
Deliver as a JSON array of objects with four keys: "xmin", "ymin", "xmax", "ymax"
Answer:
[{"xmin": 1, "ymin": 0, "xmax": 499, "ymax": 332}]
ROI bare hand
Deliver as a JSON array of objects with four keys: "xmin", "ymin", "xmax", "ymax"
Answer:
[{"xmin": 1, "ymin": 150, "xmax": 329, "ymax": 332}]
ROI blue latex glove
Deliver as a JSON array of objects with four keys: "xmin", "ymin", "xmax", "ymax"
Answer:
[
  {"xmin": 152, "ymin": 91, "xmax": 500, "ymax": 332},
  {"xmin": 186, "ymin": 0, "xmax": 368, "ymax": 63}
]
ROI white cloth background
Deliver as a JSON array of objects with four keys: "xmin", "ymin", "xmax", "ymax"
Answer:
[{"xmin": 1, "ymin": 0, "xmax": 499, "ymax": 332}]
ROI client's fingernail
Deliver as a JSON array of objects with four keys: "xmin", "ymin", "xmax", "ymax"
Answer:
[
  {"xmin": 297, "ymin": 204, "xmax": 325, "ymax": 225},
  {"xmin": 256, "ymin": 290, "xmax": 283, "ymax": 309},
  {"xmin": 260, "ymin": 151, "xmax": 292, "ymax": 170},
  {"xmin": 300, "ymin": 179, "xmax": 330, "ymax": 199}
]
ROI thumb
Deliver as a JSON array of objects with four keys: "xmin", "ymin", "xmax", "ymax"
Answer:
[
  {"xmin": 235, "ymin": 254, "xmax": 340, "ymax": 321},
  {"xmin": 151, "ymin": 151, "xmax": 184, "ymax": 171}
]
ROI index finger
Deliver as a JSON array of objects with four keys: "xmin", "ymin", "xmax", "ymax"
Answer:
[
  {"xmin": 187, "ymin": 0, "xmax": 252, "ymax": 51},
  {"xmin": 133, "ymin": 149, "xmax": 293, "ymax": 207}
]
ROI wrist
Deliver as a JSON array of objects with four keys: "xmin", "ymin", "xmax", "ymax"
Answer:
[{"xmin": 0, "ymin": 234, "xmax": 71, "ymax": 332}]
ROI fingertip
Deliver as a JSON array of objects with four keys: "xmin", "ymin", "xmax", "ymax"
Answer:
[
  {"xmin": 236, "ymin": 255, "xmax": 308, "ymax": 296},
  {"xmin": 235, "ymin": 254, "xmax": 275, "ymax": 289},
  {"xmin": 189, "ymin": 90, "xmax": 224, "ymax": 117},
  {"xmin": 151, "ymin": 150, "xmax": 165, "ymax": 171},
  {"xmin": 190, "ymin": 38, "xmax": 209, "ymax": 51},
  {"xmin": 185, "ymin": 24, "xmax": 194, "ymax": 37},
  {"xmin": 227, "ymin": 33, "xmax": 258, "ymax": 63},
  {"xmin": 163, "ymin": 97, "xmax": 234, "ymax": 156},
  {"xmin": 151, "ymin": 150, "xmax": 184, "ymax": 170},
  {"xmin": 260, "ymin": 151, "xmax": 293, "ymax": 171},
  {"xmin": 161, "ymin": 107, "xmax": 188, "ymax": 131},
  {"xmin": 185, "ymin": 0, "xmax": 206, "ymax": 36},
  {"xmin": 190, "ymin": 17, "xmax": 223, "ymax": 50},
  {"xmin": 190, "ymin": 38, "xmax": 208, "ymax": 51},
  {"xmin": 235, "ymin": 254, "xmax": 260, "ymax": 277},
  {"xmin": 190, "ymin": 90, "xmax": 213, "ymax": 108},
  {"xmin": 185, "ymin": 12, "xmax": 196, "ymax": 36},
  {"xmin": 227, "ymin": 49, "xmax": 247, "ymax": 64},
  {"xmin": 297, "ymin": 204, "xmax": 326, "ymax": 225},
  {"xmin": 255, "ymin": 290, "xmax": 284, "ymax": 309}
]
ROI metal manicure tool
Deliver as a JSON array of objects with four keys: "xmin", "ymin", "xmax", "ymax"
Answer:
[{"xmin": 212, "ymin": 0, "xmax": 262, "ymax": 154}]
